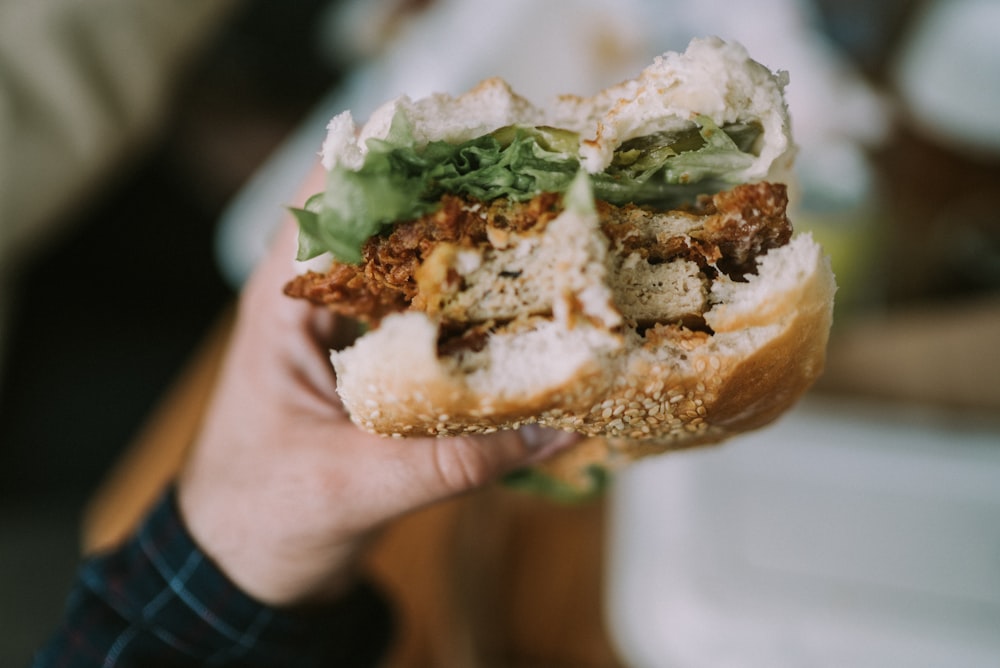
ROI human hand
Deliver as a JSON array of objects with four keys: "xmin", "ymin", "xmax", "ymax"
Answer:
[{"xmin": 177, "ymin": 166, "xmax": 578, "ymax": 608}]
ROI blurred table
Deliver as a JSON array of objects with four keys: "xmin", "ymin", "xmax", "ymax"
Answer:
[
  {"xmin": 818, "ymin": 296, "xmax": 1000, "ymax": 412},
  {"xmin": 80, "ymin": 307, "xmax": 625, "ymax": 668}
]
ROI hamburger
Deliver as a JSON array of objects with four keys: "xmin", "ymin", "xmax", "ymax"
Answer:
[{"xmin": 284, "ymin": 37, "xmax": 836, "ymax": 496}]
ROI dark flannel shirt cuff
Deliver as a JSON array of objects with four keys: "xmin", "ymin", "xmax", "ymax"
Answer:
[{"xmin": 39, "ymin": 486, "xmax": 393, "ymax": 667}]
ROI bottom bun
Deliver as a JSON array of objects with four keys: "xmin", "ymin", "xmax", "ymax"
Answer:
[{"xmin": 331, "ymin": 232, "xmax": 835, "ymax": 493}]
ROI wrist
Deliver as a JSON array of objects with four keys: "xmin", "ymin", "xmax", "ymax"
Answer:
[{"xmin": 175, "ymin": 472, "xmax": 366, "ymax": 609}]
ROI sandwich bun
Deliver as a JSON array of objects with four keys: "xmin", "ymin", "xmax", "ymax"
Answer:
[{"xmin": 290, "ymin": 37, "xmax": 836, "ymax": 494}]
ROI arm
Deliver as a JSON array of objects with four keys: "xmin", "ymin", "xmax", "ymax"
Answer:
[{"xmin": 33, "ymin": 487, "xmax": 393, "ymax": 668}]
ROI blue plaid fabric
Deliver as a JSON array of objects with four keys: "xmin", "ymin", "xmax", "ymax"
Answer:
[{"xmin": 32, "ymin": 487, "xmax": 393, "ymax": 667}]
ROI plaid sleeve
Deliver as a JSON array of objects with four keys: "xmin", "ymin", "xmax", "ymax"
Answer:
[{"xmin": 32, "ymin": 487, "xmax": 394, "ymax": 668}]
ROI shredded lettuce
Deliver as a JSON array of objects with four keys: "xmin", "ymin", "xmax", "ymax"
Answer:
[
  {"xmin": 291, "ymin": 113, "xmax": 761, "ymax": 263},
  {"xmin": 591, "ymin": 116, "xmax": 758, "ymax": 209}
]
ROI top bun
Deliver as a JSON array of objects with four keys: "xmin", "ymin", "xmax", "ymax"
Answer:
[{"xmin": 321, "ymin": 37, "xmax": 794, "ymax": 182}]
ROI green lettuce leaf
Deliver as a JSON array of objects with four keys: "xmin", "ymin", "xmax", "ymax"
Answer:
[
  {"xmin": 294, "ymin": 113, "xmax": 761, "ymax": 263},
  {"xmin": 502, "ymin": 464, "xmax": 610, "ymax": 503},
  {"xmin": 591, "ymin": 115, "xmax": 758, "ymax": 208}
]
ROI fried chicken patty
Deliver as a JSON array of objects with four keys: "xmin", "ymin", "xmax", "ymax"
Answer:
[{"xmin": 284, "ymin": 182, "xmax": 792, "ymax": 329}]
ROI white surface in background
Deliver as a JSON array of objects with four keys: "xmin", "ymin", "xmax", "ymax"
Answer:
[
  {"xmin": 608, "ymin": 398, "xmax": 1000, "ymax": 667},
  {"xmin": 893, "ymin": 0, "xmax": 1000, "ymax": 154}
]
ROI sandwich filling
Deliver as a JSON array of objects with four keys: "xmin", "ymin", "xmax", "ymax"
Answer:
[
  {"xmin": 284, "ymin": 100, "xmax": 791, "ymax": 356},
  {"xmin": 284, "ymin": 180, "xmax": 792, "ymax": 352}
]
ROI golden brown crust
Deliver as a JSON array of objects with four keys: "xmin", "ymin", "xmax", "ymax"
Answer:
[{"xmin": 285, "ymin": 194, "xmax": 565, "ymax": 326}]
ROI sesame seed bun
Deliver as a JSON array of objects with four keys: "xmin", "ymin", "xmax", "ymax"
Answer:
[{"xmin": 306, "ymin": 38, "xmax": 836, "ymax": 490}]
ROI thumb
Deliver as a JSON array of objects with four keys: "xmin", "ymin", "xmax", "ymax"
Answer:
[{"xmin": 410, "ymin": 425, "xmax": 581, "ymax": 501}]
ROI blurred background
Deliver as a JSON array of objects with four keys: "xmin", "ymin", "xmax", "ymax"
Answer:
[{"xmin": 1, "ymin": 0, "xmax": 998, "ymax": 665}]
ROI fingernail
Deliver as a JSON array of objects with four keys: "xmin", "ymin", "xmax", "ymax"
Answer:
[
  {"xmin": 519, "ymin": 424, "xmax": 577, "ymax": 451},
  {"xmin": 519, "ymin": 424, "xmax": 547, "ymax": 450}
]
